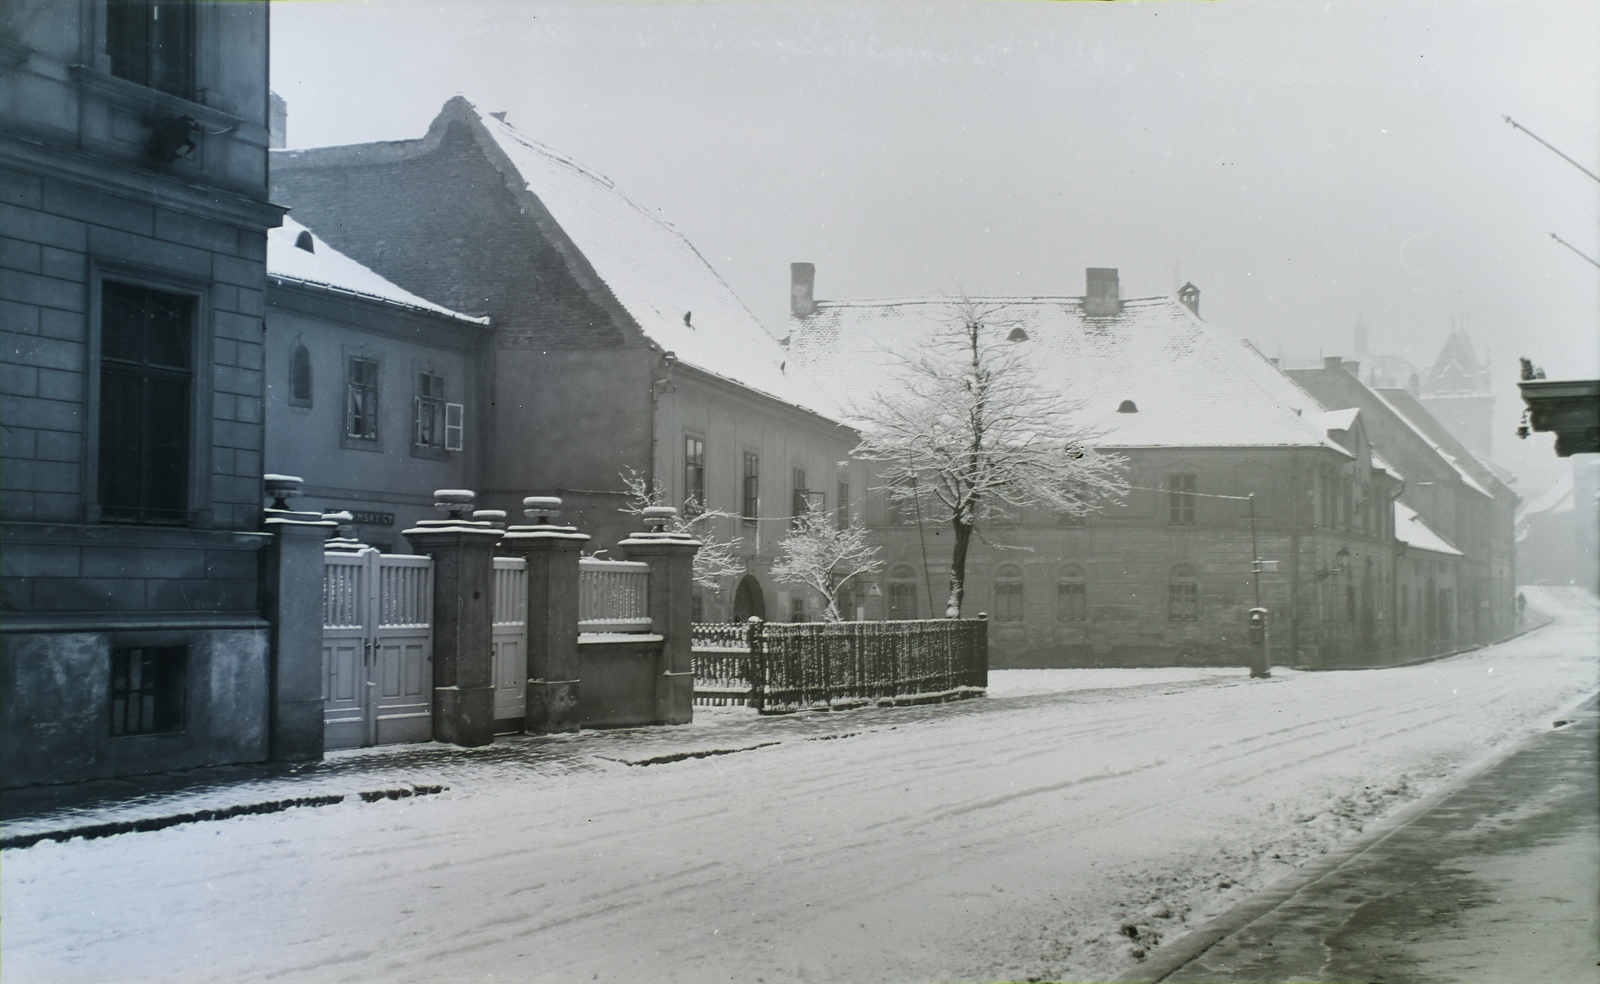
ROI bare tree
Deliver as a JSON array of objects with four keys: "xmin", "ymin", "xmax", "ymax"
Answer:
[
  {"xmin": 853, "ymin": 297, "xmax": 1129, "ymax": 617},
  {"xmin": 618, "ymin": 469, "xmax": 745, "ymax": 590},
  {"xmin": 769, "ymin": 499, "xmax": 884, "ymax": 621}
]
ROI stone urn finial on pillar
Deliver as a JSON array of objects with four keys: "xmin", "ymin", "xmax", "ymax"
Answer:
[
  {"xmin": 403, "ymin": 489, "xmax": 504, "ymax": 748},
  {"xmin": 499, "ymin": 495, "xmax": 590, "ymax": 733},
  {"xmin": 620, "ymin": 505, "xmax": 701, "ymax": 725}
]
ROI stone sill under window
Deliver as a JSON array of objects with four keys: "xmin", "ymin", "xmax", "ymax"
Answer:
[
  {"xmin": 70, "ymin": 64, "xmax": 242, "ymax": 132},
  {"xmin": 410, "ymin": 443, "xmax": 449, "ymax": 461}
]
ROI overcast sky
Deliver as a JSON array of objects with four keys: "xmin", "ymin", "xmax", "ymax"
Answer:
[{"xmin": 271, "ymin": 0, "xmax": 1599, "ymax": 487}]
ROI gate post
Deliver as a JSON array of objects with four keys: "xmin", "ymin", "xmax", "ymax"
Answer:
[
  {"xmin": 403, "ymin": 490, "xmax": 503, "ymax": 748},
  {"xmin": 261, "ymin": 475, "xmax": 338, "ymax": 763},
  {"xmin": 619, "ymin": 506, "xmax": 701, "ymax": 725},
  {"xmin": 499, "ymin": 497, "xmax": 589, "ymax": 733}
]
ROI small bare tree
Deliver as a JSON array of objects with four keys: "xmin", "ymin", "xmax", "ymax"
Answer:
[
  {"xmin": 618, "ymin": 469, "xmax": 744, "ymax": 590},
  {"xmin": 769, "ymin": 499, "xmax": 884, "ymax": 621},
  {"xmin": 854, "ymin": 297, "xmax": 1128, "ymax": 617}
]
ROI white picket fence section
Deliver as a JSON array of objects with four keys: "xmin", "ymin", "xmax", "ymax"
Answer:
[
  {"xmin": 578, "ymin": 557, "xmax": 652, "ymax": 633},
  {"xmin": 492, "ymin": 556, "xmax": 528, "ymax": 725}
]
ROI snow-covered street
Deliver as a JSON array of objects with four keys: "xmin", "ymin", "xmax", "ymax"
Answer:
[{"xmin": 4, "ymin": 589, "xmax": 1595, "ymax": 984}]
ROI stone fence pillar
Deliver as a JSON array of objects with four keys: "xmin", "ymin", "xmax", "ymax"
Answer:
[
  {"xmin": 260, "ymin": 475, "xmax": 338, "ymax": 763},
  {"xmin": 619, "ymin": 506, "xmax": 701, "ymax": 725},
  {"xmin": 403, "ymin": 490, "xmax": 504, "ymax": 747},
  {"xmin": 499, "ymin": 497, "xmax": 589, "ymax": 733}
]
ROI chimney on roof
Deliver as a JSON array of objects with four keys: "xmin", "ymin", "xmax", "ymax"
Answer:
[
  {"xmin": 791, "ymin": 262, "xmax": 817, "ymax": 318},
  {"xmin": 1324, "ymin": 356, "xmax": 1344, "ymax": 371},
  {"xmin": 1177, "ymin": 282, "xmax": 1200, "ymax": 315},
  {"xmin": 1085, "ymin": 268, "xmax": 1121, "ymax": 317}
]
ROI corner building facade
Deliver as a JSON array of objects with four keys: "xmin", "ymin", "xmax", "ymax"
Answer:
[{"xmin": 1, "ymin": 2, "xmax": 281, "ymax": 786}]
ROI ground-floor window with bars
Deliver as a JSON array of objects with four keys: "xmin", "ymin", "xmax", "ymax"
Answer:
[{"xmin": 110, "ymin": 645, "xmax": 187, "ymax": 736}]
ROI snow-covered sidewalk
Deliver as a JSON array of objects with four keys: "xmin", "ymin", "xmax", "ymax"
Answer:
[{"xmin": 4, "ymin": 588, "xmax": 1595, "ymax": 984}]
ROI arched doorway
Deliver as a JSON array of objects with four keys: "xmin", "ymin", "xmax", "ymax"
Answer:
[{"xmin": 733, "ymin": 575, "xmax": 765, "ymax": 621}]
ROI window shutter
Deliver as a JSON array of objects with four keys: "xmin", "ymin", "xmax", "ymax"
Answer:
[{"xmin": 445, "ymin": 402, "xmax": 464, "ymax": 450}]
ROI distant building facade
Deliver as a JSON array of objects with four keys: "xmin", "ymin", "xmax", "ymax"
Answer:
[
  {"xmin": 270, "ymin": 99, "xmax": 857, "ymax": 622},
  {"xmin": 790, "ymin": 267, "xmax": 1429, "ymax": 669},
  {"xmin": 1286, "ymin": 359, "xmax": 1518, "ymax": 648},
  {"xmin": 263, "ymin": 217, "xmax": 493, "ymax": 547},
  {"xmin": 1, "ymin": 2, "xmax": 282, "ymax": 785}
]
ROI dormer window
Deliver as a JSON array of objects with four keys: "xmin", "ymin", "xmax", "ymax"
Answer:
[
  {"xmin": 107, "ymin": 0, "xmax": 197, "ymax": 100},
  {"xmin": 1117, "ymin": 399, "xmax": 1138, "ymax": 413},
  {"xmin": 1007, "ymin": 326, "xmax": 1029, "ymax": 342},
  {"xmin": 294, "ymin": 230, "xmax": 315, "ymax": 253}
]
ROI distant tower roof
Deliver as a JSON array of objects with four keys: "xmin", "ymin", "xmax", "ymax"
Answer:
[{"xmin": 1423, "ymin": 329, "xmax": 1490, "ymax": 396}]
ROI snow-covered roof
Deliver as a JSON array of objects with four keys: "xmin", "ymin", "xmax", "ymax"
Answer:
[
  {"xmin": 789, "ymin": 294, "xmax": 1348, "ymax": 451},
  {"xmin": 1519, "ymin": 475, "xmax": 1573, "ymax": 517},
  {"xmin": 1394, "ymin": 501, "xmax": 1463, "ymax": 556},
  {"xmin": 267, "ymin": 217, "xmax": 489, "ymax": 324},
  {"xmin": 1313, "ymin": 408, "xmax": 1361, "ymax": 434},
  {"xmin": 470, "ymin": 108, "xmax": 842, "ymax": 421},
  {"xmin": 1371, "ymin": 390, "xmax": 1492, "ymax": 497}
]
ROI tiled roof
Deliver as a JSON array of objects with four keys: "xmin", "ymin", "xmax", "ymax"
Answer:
[
  {"xmin": 1394, "ymin": 501, "xmax": 1463, "ymax": 556},
  {"xmin": 789, "ymin": 294, "xmax": 1346, "ymax": 451},
  {"xmin": 268, "ymin": 217, "xmax": 489, "ymax": 324},
  {"xmin": 469, "ymin": 106, "xmax": 843, "ymax": 422}
]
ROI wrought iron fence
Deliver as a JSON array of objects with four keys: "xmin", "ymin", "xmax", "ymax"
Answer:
[
  {"xmin": 691, "ymin": 617, "xmax": 987, "ymax": 713},
  {"xmin": 578, "ymin": 558, "xmax": 651, "ymax": 633}
]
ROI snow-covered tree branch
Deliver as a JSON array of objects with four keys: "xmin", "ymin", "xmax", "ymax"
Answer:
[
  {"xmin": 852, "ymin": 297, "xmax": 1129, "ymax": 617},
  {"xmin": 618, "ymin": 469, "xmax": 745, "ymax": 590},
  {"xmin": 768, "ymin": 498, "xmax": 884, "ymax": 621}
]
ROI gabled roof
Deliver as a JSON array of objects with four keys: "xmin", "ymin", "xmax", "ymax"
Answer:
[
  {"xmin": 1372, "ymin": 388, "xmax": 1503, "ymax": 499},
  {"xmin": 458, "ymin": 102, "xmax": 841, "ymax": 421},
  {"xmin": 1394, "ymin": 501, "xmax": 1463, "ymax": 556},
  {"xmin": 789, "ymin": 292, "xmax": 1347, "ymax": 451},
  {"xmin": 1424, "ymin": 329, "xmax": 1490, "ymax": 395},
  {"xmin": 267, "ymin": 217, "xmax": 489, "ymax": 325},
  {"xmin": 1286, "ymin": 365, "xmax": 1493, "ymax": 497}
]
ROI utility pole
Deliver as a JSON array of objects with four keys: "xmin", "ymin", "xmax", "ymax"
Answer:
[{"xmin": 1248, "ymin": 494, "xmax": 1272, "ymax": 679}]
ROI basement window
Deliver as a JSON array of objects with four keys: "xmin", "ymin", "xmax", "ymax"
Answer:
[{"xmin": 110, "ymin": 645, "xmax": 187, "ymax": 736}]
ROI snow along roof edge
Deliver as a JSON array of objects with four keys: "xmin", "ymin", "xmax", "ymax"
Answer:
[
  {"xmin": 791, "ymin": 291, "xmax": 1350, "ymax": 453},
  {"xmin": 267, "ymin": 216, "xmax": 490, "ymax": 325},
  {"xmin": 466, "ymin": 103, "xmax": 844, "ymax": 423}
]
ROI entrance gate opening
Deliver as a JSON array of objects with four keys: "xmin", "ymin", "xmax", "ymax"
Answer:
[{"xmin": 321, "ymin": 548, "xmax": 434, "ymax": 749}]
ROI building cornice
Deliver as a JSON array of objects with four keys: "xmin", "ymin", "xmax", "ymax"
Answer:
[{"xmin": 0, "ymin": 133, "xmax": 285, "ymax": 230}]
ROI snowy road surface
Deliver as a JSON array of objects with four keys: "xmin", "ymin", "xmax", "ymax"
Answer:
[{"xmin": 4, "ymin": 588, "xmax": 1596, "ymax": 984}]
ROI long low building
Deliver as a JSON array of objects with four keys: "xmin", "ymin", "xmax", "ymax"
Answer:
[{"xmin": 789, "ymin": 265, "xmax": 1467, "ymax": 668}]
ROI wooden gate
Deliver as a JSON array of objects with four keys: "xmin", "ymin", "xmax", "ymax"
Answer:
[
  {"xmin": 491, "ymin": 556, "xmax": 528, "ymax": 731},
  {"xmin": 322, "ymin": 548, "xmax": 434, "ymax": 750}
]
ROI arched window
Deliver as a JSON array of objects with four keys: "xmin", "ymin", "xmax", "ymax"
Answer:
[
  {"xmin": 289, "ymin": 342, "xmax": 312, "ymax": 407},
  {"xmin": 1056, "ymin": 565, "xmax": 1086, "ymax": 621},
  {"xmin": 994, "ymin": 564, "xmax": 1024, "ymax": 622},
  {"xmin": 888, "ymin": 564, "xmax": 919, "ymax": 621},
  {"xmin": 1168, "ymin": 563, "xmax": 1199, "ymax": 621}
]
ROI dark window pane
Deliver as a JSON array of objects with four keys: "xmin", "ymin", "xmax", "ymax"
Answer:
[
  {"xmin": 110, "ymin": 646, "xmax": 187, "ymax": 736},
  {"xmin": 290, "ymin": 345, "xmax": 312, "ymax": 405},
  {"xmin": 99, "ymin": 283, "xmax": 191, "ymax": 524},
  {"xmin": 108, "ymin": 1, "xmax": 195, "ymax": 98}
]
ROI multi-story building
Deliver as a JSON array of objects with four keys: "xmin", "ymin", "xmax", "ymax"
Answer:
[
  {"xmin": 1, "ymin": 1, "xmax": 281, "ymax": 785},
  {"xmin": 789, "ymin": 266, "xmax": 1426, "ymax": 668},
  {"xmin": 1286, "ymin": 359, "xmax": 1519, "ymax": 647},
  {"xmin": 270, "ymin": 97, "xmax": 856, "ymax": 623}
]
